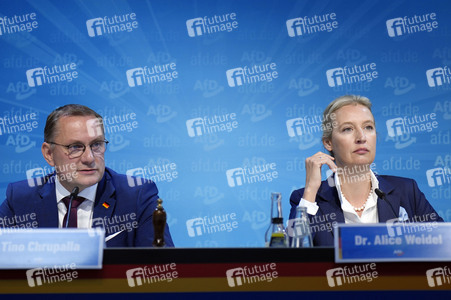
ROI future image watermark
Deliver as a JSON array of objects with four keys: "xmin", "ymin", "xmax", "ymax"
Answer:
[
  {"xmin": 26, "ymin": 163, "xmax": 78, "ymax": 187},
  {"xmin": 187, "ymin": 13, "xmax": 238, "ymax": 37},
  {"xmin": 26, "ymin": 63, "xmax": 78, "ymax": 87},
  {"xmin": 226, "ymin": 63, "xmax": 278, "ymax": 87},
  {"xmin": 126, "ymin": 263, "xmax": 178, "ymax": 287},
  {"xmin": 126, "ymin": 162, "xmax": 178, "ymax": 187},
  {"xmin": 92, "ymin": 213, "xmax": 138, "ymax": 236},
  {"xmin": 326, "ymin": 63, "xmax": 378, "ymax": 87},
  {"xmin": 286, "ymin": 212, "xmax": 337, "ymax": 237},
  {"xmin": 286, "ymin": 13, "xmax": 338, "ymax": 37},
  {"xmin": 386, "ymin": 13, "xmax": 438, "ymax": 37},
  {"xmin": 26, "ymin": 263, "xmax": 78, "ymax": 287},
  {"xmin": 186, "ymin": 113, "xmax": 238, "ymax": 137},
  {"xmin": 226, "ymin": 263, "xmax": 278, "ymax": 287},
  {"xmin": 86, "ymin": 13, "xmax": 138, "ymax": 37},
  {"xmin": 0, "ymin": 112, "xmax": 38, "ymax": 135},
  {"xmin": 186, "ymin": 212, "xmax": 238, "ymax": 237},
  {"xmin": 0, "ymin": 13, "xmax": 38, "ymax": 36},
  {"xmin": 226, "ymin": 162, "xmax": 278, "ymax": 187},
  {"xmin": 426, "ymin": 167, "xmax": 451, "ymax": 187},
  {"xmin": 426, "ymin": 66, "xmax": 451, "ymax": 87},
  {"xmin": 286, "ymin": 112, "xmax": 337, "ymax": 137},
  {"xmin": 386, "ymin": 113, "xmax": 438, "ymax": 137},
  {"xmin": 326, "ymin": 263, "xmax": 378, "ymax": 287},
  {"xmin": 126, "ymin": 63, "xmax": 178, "ymax": 87},
  {"xmin": 426, "ymin": 266, "xmax": 451, "ymax": 287}
]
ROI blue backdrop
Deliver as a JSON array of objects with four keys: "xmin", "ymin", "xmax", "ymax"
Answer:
[{"xmin": 0, "ymin": 0, "xmax": 450, "ymax": 247}]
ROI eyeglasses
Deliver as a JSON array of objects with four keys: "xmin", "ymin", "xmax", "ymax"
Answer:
[{"xmin": 47, "ymin": 140, "xmax": 109, "ymax": 158}]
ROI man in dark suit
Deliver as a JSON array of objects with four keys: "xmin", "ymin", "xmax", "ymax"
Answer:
[{"xmin": 0, "ymin": 104, "xmax": 174, "ymax": 247}]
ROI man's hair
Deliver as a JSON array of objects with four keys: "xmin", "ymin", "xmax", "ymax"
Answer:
[{"xmin": 44, "ymin": 104, "xmax": 104, "ymax": 142}]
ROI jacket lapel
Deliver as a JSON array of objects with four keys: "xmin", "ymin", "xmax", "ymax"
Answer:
[
  {"xmin": 376, "ymin": 175, "xmax": 399, "ymax": 222},
  {"xmin": 92, "ymin": 171, "xmax": 116, "ymax": 224},
  {"xmin": 36, "ymin": 175, "xmax": 59, "ymax": 227},
  {"xmin": 316, "ymin": 181, "xmax": 345, "ymax": 240}
]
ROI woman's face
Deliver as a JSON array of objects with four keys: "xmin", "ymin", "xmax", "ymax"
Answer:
[{"xmin": 323, "ymin": 104, "xmax": 376, "ymax": 168}]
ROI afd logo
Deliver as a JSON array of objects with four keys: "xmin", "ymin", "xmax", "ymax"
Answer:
[
  {"xmin": 126, "ymin": 267, "xmax": 145, "ymax": 287},
  {"xmin": 26, "ymin": 167, "xmax": 45, "ymax": 187},
  {"xmin": 186, "ymin": 217, "xmax": 204, "ymax": 237},
  {"xmin": 426, "ymin": 267, "xmax": 451, "ymax": 287},
  {"xmin": 126, "ymin": 168, "xmax": 151, "ymax": 187},
  {"xmin": 26, "ymin": 68, "xmax": 44, "ymax": 87},
  {"xmin": 426, "ymin": 167, "xmax": 451, "ymax": 187},
  {"xmin": 426, "ymin": 67, "xmax": 451, "ymax": 87}
]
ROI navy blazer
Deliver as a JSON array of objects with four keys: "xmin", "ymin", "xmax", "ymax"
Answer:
[
  {"xmin": 289, "ymin": 175, "xmax": 443, "ymax": 247},
  {"xmin": 0, "ymin": 167, "xmax": 174, "ymax": 247}
]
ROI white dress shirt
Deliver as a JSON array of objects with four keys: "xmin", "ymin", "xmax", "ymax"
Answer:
[
  {"xmin": 299, "ymin": 170, "xmax": 380, "ymax": 223},
  {"xmin": 55, "ymin": 176, "xmax": 97, "ymax": 228}
]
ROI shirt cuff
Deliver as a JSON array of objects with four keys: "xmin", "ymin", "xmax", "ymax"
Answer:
[{"xmin": 298, "ymin": 198, "xmax": 319, "ymax": 215}]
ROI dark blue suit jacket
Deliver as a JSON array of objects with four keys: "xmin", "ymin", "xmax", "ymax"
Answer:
[
  {"xmin": 0, "ymin": 167, "xmax": 174, "ymax": 247},
  {"xmin": 289, "ymin": 175, "xmax": 443, "ymax": 247}
]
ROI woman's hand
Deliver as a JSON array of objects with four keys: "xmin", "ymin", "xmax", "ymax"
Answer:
[{"xmin": 303, "ymin": 152, "xmax": 337, "ymax": 203}]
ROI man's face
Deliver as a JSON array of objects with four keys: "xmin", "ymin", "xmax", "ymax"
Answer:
[{"xmin": 41, "ymin": 115, "xmax": 105, "ymax": 192}]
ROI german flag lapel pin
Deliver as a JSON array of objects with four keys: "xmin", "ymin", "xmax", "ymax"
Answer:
[{"xmin": 102, "ymin": 202, "xmax": 110, "ymax": 209}]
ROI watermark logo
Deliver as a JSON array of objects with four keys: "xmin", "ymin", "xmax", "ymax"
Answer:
[
  {"xmin": 186, "ymin": 13, "xmax": 238, "ymax": 37},
  {"xmin": 426, "ymin": 167, "xmax": 451, "ymax": 187},
  {"xmin": 426, "ymin": 267, "xmax": 451, "ymax": 287},
  {"xmin": 226, "ymin": 63, "xmax": 278, "ymax": 87},
  {"xmin": 126, "ymin": 63, "xmax": 178, "ymax": 87},
  {"xmin": 286, "ymin": 113, "xmax": 336, "ymax": 137},
  {"xmin": 126, "ymin": 264, "xmax": 178, "ymax": 287},
  {"xmin": 86, "ymin": 13, "xmax": 138, "ymax": 37},
  {"xmin": 26, "ymin": 163, "xmax": 77, "ymax": 188},
  {"xmin": 100, "ymin": 113, "xmax": 138, "ymax": 135},
  {"xmin": 226, "ymin": 263, "xmax": 278, "ymax": 287},
  {"xmin": 386, "ymin": 113, "xmax": 438, "ymax": 137},
  {"xmin": 186, "ymin": 113, "xmax": 238, "ymax": 137},
  {"xmin": 286, "ymin": 13, "xmax": 338, "ymax": 37},
  {"xmin": 147, "ymin": 105, "xmax": 177, "ymax": 123},
  {"xmin": 26, "ymin": 63, "xmax": 78, "ymax": 87},
  {"xmin": 426, "ymin": 66, "xmax": 451, "ymax": 87},
  {"xmin": 0, "ymin": 213, "xmax": 38, "ymax": 234},
  {"xmin": 186, "ymin": 213, "xmax": 238, "ymax": 237},
  {"xmin": 326, "ymin": 63, "xmax": 378, "ymax": 87},
  {"xmin": 26, "ymin": 263, "xmax": 78, "ymax": 287},
  {"xmin": 386, "ymin": 214, "xmax": 438, "ymax": 238},
  {"xmin": 0, "ymin": 112, "xmax": 38, "ymax": 136},
  {"xmin": 126, "ymin": 163, "xmax": 178, "ymax": 187},
  {"xmin": 0, "ymin": 13, "xmax": 38, "ymax": 36},
  {"xmin": 386, "ymin": 13, "xmax": 438, "ymax": 37},
  {"xmin": 326, "ymin": 264, "xmax": 378, "ymax": 287},
  {"xmin": 226, "ymin": 163, "xmax": 278, "ymax": 187},
  {"xmin": 92, "ymin": 213, "xmax": 138, "ymax": 236}
]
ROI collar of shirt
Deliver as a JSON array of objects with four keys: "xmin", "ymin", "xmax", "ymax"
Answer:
[
  {"xmin": 334, "ymin": 169, "xmax": 379, "ymax": 223},
  {"xmin": 55, "ymin": 175, "xmax": 98, "ymax": 204}
]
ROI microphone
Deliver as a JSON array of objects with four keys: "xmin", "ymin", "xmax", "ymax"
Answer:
[
  {"xmin": 65, "ymin": 186, "xmax": 80, "ymax": 228},
  {"xmin": 375, "ymin": 188, "xmax": 398, "ymax": 219}
]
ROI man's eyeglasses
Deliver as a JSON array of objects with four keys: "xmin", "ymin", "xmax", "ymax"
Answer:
[{"xmin": 47, "ymin": 140, "xmax": 109, "ymax": 158}]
